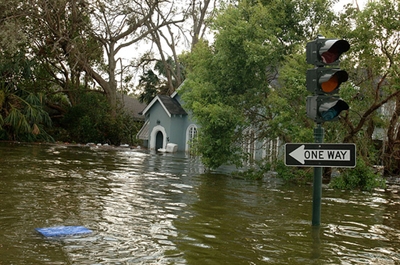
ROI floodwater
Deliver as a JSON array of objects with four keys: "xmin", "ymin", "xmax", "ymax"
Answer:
[{"xmin": 0, "ymin": 142, "xmax": 399, "ymax": 264}]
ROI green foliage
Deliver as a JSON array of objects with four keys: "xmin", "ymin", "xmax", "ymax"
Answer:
[
  {"xmin": 330, "ymin": 158, "xmax": 385, "ymax": 191},
  {"xmin": 137, "ymin": 56, "xmax": 185, "ymax": 104},
  {"xmin": 267, "ymin": 53, "xmax": 314, "ymax": 143},
  {"xmin": 182, "ymin": 41, "xmax": 244, "ymax": 169},
  {"xmin": 275, "ymin": 160, "xmax": 313, "ymax": 184},
  {"xmin": 0, "ymin": 89, "xmax": 53, "ymax": 142},
  {"xmin": 0, "ymin": 51, "xmax": 53, "ymax": 142},
  {"xmin": 182, "ymin": 0, "xmax": 337, "ymax": 170},
  {"xmin": 137, "ymin": 70, "xmax": 162, "ymax": 104},
  {"xmin": 194, "ymin": 102, "xmax": 245, "ymax": 170},
  {"xmin": 59, "ymin": 92, "xmax": 135, "ymax": 145},
  {"xmin": 331, "ymin": 0, "xmax": 400, "ymax": 175}
]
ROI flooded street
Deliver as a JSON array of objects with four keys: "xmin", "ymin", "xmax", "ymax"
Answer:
[{"xmin": 0, "ymin": 142, "xmax": 399, "ymax": 264}]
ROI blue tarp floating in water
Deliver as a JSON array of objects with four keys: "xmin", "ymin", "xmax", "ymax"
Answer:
[{"xmin": 36, "ymin": 226, "xmax": 92, "ymax": 237}]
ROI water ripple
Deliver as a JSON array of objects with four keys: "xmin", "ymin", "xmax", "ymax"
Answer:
[{"xmin": 1, "ymin": 143, "xmax": 400, "ymax": 264}]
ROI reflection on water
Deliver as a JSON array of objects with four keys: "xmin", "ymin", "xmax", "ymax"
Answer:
[{"xmin": 0, "ymin": 142, "xmax": 399, "ymax": 264}]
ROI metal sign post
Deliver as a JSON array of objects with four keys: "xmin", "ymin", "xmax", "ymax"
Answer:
[
  {"xmin": 312, "ymin": 124, "xmax": 324, "ymax": 226},
  {"xmin": 284, "ymin": 134, "xmax": 356, "ymax": 226}
]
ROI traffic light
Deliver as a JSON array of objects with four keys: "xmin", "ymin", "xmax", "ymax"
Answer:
[
  {"xmin": 306, "ymin": 36, "xmax": 350, "ymax": 123},
  {"xmin": 307, "ymin": 68, "xmax": 348, "ymax": 94},
  {"xmin": 307, "ymin": 96, "xmax": 349, "ymax": 123},
  {"xmin": 306, "ymin": 37, "xmax": 350, "ymax": 66}
]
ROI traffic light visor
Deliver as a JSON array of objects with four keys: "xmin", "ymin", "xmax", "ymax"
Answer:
[
  {"xmin": 320, "ymin": 40, "xmax": 350, "ymax": 64},
  {"xmin": 320, "ymin": 70, "xmax": 348, "ymax": 93}
]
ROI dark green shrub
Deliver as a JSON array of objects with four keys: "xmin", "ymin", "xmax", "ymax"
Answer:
[
  {"xmin": 330, "ymin": 158, "xmax": 385, "ymax": 191},
  {"xmin": 59, "ymin": 92, "xmax": 107, "ymax": 143},
  {"xmin": 275, "ymin": 160, "xmax": 313, "ymax": 184},
  {"xmin": 57, "ymin": 92, "xmax": 137, "ymax": 145}
]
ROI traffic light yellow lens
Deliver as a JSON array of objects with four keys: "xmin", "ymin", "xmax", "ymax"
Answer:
[{"xmin": 321, "ymin": 75, "xmax": 338, "ymax": 93}]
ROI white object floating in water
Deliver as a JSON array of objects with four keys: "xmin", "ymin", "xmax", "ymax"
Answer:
[
  {"xmin": 158, "ymin": 143, "xmax": 178, "ymax": 153},
  {"xmin": 166, "ymin": 143, "xmax": 178, "ymax": 153},
  {"xmin": 35, "ymin": 226, "xmax": 92, "ymax": 237}
]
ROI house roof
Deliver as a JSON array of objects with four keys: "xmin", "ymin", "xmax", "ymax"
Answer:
[
  {"xmin": 141, "ymin": 94, "xmax": 187, "ymax": 117},
  {"xmin": 137, "ymin": 120, "xmax": 149, "ymax": 140},
  {"xmin": 117, "ymin": 93, "xmax": 147, "ymax": 120}
]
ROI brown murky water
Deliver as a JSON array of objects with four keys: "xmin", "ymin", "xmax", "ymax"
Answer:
[{"xmin": 0, "ymin": 142, "xmax": 399, "ymax": 264}]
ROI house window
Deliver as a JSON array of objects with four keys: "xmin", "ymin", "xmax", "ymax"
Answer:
[
  {"xmin": 189, "ymin": 126, "xmax": 197, "ymax": 140},
  {"xmin": 186, "ymin": 124, "xmax": 198, "ymax": 154},
  {"xmin": 242, "ymin": 128, "xmax": 256, "ymax": 163}
]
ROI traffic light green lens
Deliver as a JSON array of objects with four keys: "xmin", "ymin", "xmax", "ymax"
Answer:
[{"xmin": 321, "ymin": 109, "xmax": 338, "ymax": 121}]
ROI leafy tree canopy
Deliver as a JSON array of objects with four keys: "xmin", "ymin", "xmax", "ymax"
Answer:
[{"xmin": 182, "ymin": 0, "xmax": 336, "ymax": 169}]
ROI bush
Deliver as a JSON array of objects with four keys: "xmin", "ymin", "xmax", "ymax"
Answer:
[
  {"xmin": 56, "ymin": 92, "xmax": 140, "ymax": 145},
  {"xmin": 330, "ymin": 158, "xmax": 385, "ymax": 191},
  {"xmin": 275, "ymin": 160, "xmax": 313, "ymax": 184}
]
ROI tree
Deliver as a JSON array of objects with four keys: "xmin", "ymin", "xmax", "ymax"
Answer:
[
  {"xmin": 333, "ymin": 0, "xmax": 400, "ymax": 176},
  {"xmin": 182, "ymin": 0, "xmax": 336, "ymax": 169},
  {"xmin": 136, "ymin": 0, "xmax": 220, "ymax": 98},
  {"xmin": 0, "ymin": 0, "xmax": 27, "ymax": 56},
  {"xmin": 137, "ymin": 69, "xmax": 163, "ymax": 104},
  {"xmin": 0, "ymin": 2, "xmax": 54, "ymax": 141},
  {"xmin": 86, "ymin": 0, "xmax": 186, "ymax": 116},
  {"xmin": 188, "ymin": 0, "xmax": 217, "ymax": 51},
  {"xmin": 21, "ymin": 0, "xmax": 185, "ymax": 118},
  {"xmin": 0, "ymin": 53, "xmax": 52, "ymax": 141},
  {"xmin": 22, "ymin": 0, "xmax": 101, "ymax": 107}
]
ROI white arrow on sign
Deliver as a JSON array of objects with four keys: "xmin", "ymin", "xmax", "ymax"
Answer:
[{"xmin": 289, "ymin": 144, "xmax": 351, "ymax": 165}]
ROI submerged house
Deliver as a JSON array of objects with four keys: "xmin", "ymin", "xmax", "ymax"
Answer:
[
  {"xmin": 137, "ymin": 90, "xmax": 282, "ymax": 162},
  {"xmin": 137, "ymin": 91, "xmax": 198, "ymax": 153}
]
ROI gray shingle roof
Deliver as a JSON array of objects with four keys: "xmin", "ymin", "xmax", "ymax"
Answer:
[
  {"xmin": 157, "ymin": 95, "xmax": 187, "ymax": 116},
  {"xmin": 117, "ymin": 93, "xmax": 147, "ymax": 120}
]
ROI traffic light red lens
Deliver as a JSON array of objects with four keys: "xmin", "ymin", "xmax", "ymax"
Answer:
[
  {"xmin": 321, "ymin": 51, "xmax": 337, "ymax": 64},
  {"xmin": 321, "ymin": 40, "xmax": 350, "ymax": 64}
]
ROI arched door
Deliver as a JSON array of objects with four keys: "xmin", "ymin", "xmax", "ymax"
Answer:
[
  {"xmin": 155, "ymin": 131, "xmax": 163, "ymax": 150},
  {"xmin": 150, "ymin": 125, "xmax": 167, "ymax": 151}
]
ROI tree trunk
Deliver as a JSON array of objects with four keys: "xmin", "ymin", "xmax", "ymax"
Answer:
[
  {"xmin": 106, "ymin": 43, "xmax": 118, "ymax": 118},
  {"xmin": 383, "ymin": 93, "xmax": 400, "ymax": 176}
]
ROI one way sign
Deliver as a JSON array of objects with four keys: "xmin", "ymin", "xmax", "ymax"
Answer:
[{"xmin": 285, "ymin": 143, "xmax": 356, "ymax": 168}]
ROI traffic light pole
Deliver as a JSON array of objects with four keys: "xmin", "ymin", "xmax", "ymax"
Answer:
[
  {"xmin": 305, "ymin": 36, "xmax": 350, "ymax": 226},
  {"xmin": 312, "ymin": 123, "xmax": 324, "ymax": 226}
]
